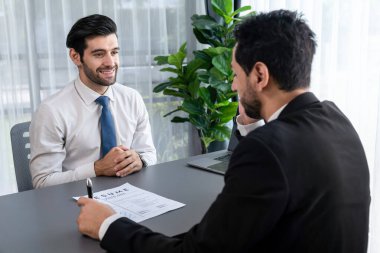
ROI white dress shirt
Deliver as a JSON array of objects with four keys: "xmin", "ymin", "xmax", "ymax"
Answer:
[{"xmin": 30, "ymin": 78, "xmax": 157, "ymax": 188}]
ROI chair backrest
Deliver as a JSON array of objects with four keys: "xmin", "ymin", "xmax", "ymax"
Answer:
[{"xmin": 10, "ymin": 121, "xmax": 33, "ymax": 192}]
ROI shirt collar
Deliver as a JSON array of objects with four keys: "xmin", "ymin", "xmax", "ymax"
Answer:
[
  {"xmin": 74, "ymin": 77, "xmax": 115, "ymax": 105},
  {"xmin": 267, "ymin": 104, "xmax": 287, "ymax": 122}
]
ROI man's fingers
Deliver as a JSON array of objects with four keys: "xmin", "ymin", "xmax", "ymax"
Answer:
[
  {"xmin": 113, "ymin": 149, "xmax": 136, "ymax": 164},
  {"xmin": 114, "ymin": 150, "xmax": 139, "ymax": 171},
  {"xmin": 116, "ymin": 161, "xmax": 141, "ymax": 177},
  {"xmin": 110, "ymin": 149, "xmax": 142, "ymax": 176},
  {"xmin": 116, "ymin": 166, "xmax": 131, "ymax": 177},
  {"xmin": 118, "ymin": 145, "xmax": 129, "ymax": 151},
  {"xmin": 77, "ymin": 196, "xmax": 91, "ymax": 206},
  {"xmin": 113, "ymin": 157, "xmax": 132, "ymax": 172}
]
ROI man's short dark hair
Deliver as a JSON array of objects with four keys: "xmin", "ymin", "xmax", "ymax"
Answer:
[
  {"xmin": 66, "ymin": 14, "xmax": 117, "ymax": 59},
  {"xmin": 234, "ymin": 10, "xmax": 317, "ymax": 91}
]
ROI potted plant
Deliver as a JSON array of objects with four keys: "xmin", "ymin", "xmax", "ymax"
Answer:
[{"xmin": 153, "ymin": 0, "xmax": 252, "ymax": 153}]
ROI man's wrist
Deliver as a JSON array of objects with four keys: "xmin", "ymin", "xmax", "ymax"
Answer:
[
  {"xmin": 94, "ymin": 160, "xmax": 103, "ymax": 176},
  {"xmin": 94, "ymin": 161, "xmax": 99, "ymax": 176}
]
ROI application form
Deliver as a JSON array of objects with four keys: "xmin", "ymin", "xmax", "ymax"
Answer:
[{"xmin": 74, "ymin": 182, "xmax": 185, "ymax": 222}]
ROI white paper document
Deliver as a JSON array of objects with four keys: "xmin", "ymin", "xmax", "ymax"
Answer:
[{"xmin": 74, "ymin": 182, "xmax": 185, "ymax": 223}]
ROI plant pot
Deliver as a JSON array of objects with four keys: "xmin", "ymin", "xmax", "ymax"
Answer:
[{"xmin": 207, "ymin": 140, "xmax": 228, "ymax": 153}]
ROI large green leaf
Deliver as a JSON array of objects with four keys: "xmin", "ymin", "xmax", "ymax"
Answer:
[
  {"xmin": 160, "ymin": 67, "xmax": 180, "ymax": 75},
  {"xmin": 191, "ymin": 14, "xmax": 217, "ymax": 23},
  {"xmin": 153, "ymin": 82, "xmax": 172, "ymax": 93},
  {"xmin": 156, "ymin": 76, "xmax": 186, "ymax": 89},
  {"xmin": 223, "ymin": 15, "xmax": 234, "ymax": 25},
  {"xmin": 224, "ymin": 92, "xmax": 238, "ymax": 100},
  {"xmin": 168, "ymin": 76, "xmax": 185, "ymax": 84},
  {"xmin": 211, "ymin": 125, "xmax": 232, "ymax": 141},
  {"xmin": 211, "ymin": 0, "xmax": 232, "ymax": 17},
  {"xmin": 191, "ymin": 14, "xmax": 219, "ymax": 31},
  {"xmin": 209, "ymin": 78, "xmax": 231, "ymax": 93},
  {"xmin": 171, "ymin": 84, "xmax": 188, "ymax": 91},
  {"xmin": 209, "ymin": 66, "xmax": 225, "ymax": 81},
  {"xmin": 168, "ymin": 51, "xmax": 186, "ymax": 70},
  {"xmin": 191, "ymin": 15, "xmax": 226, "ymax": 44},
  {"xmin": 181, "ymin": 99, "xmax": 205, "ymax": 115},
  {"xmin": 209, "ymin": 86, "xmax": 218, "ymax": 104},
  {"xmin": 218, "ymin": 115, "xmax": 236, "ymax": 124},
  {"xmin": 218, "ymin": 102, "xmax": 238, "ymax": 123},
  {"xmin": 216, "ymin": 90, "xmax": 236, "ymax": 102},
  {"xmin": 193, "ymin": 28, "xmax": 209, "ymax": 45},
  {"xmin": 193, "ymin": 28, "xmax": 222, "ymax": 47},
  {"xmin": 171, "ymin": 116, "xmax": 189, "ymax": 123},
  {"xmin": 194, "ymin": 50, "xmax": 212, "ymax": 63},
  {"xmin": 185, "ymin": 58, "xmax": 206, "ymax": 80},
  {"xmin": 209, "ymin": 110, "xmax": 223, "ymax": 122},
  {"xmin": 154, "ymin": 55, "xmax": 168, "ymax": 65},
  {"xmin": 189, "ymin": 114, "xmax": 208, "ymax": 129},
  {"xmin": 199, "ymin": 86, "xmax": 218, "ymax": 108},
  {"xmin": 203, "ymin": 47, "xmax": 229, "ymax": 57},
  {"xmin": 188, "ymin": 78, "xmax": 200, "ymax": 98},
  {"xmin": 198, "ymin": 87, "xmax": 210, "ymax": 105},
  {"xmin": 179, "ymin": 42, "xmax": 187, "ymax": 53},
  {"xmin": 225, "ymin": 37, "xmax": 236, "ymax": 48},
  {"xmin": 210, "ymin": 4, "xmax": 224, "ymax": 19},
  {"xmin": 212, "ymin": 54, "xmax": 230, "ymax": 76},
  {"xmin": 215, "ymin": 100, "xmax": 230, "ymax": 107},
  {"xmin": 231, "ymin": 6, "xmax": 251, "ymax": 18},
  {"xmin": 163, "ymin": 108, "xmax": 181, "ymax": 117},
  {"xmin": 163, "ymin": 89, "xmax": 187, "ymax": 99},
  {"xmin": 197, "ymin": 70, "xmax": 210, "ymax": 83}
]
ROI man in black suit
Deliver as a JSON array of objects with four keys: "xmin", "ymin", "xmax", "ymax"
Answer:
[{"xmin": 77, "ymin": 10, "xmax": 370, "ymax": 253}]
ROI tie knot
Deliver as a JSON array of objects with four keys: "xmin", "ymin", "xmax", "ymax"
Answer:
[{"xmin": 95, "ymin": 96, "xmax": 110, "ymax": 107}]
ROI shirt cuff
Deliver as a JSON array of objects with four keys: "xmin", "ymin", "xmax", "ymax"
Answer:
[
  {"xmin": 99, "ymin": 214, "xmax": 123, "ymax": 240},
  {"xmin": 236, "ymin": 115, "xmax": 265, "ymax": 136}
]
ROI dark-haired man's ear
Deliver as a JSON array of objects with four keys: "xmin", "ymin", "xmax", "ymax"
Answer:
[
  {"xmin": 249, "ymin": 62, "xmax": 269, "ymax": 91},
  {"xmin": 69, "ymin": 48, "xmax": 81, "ymax": 67}
]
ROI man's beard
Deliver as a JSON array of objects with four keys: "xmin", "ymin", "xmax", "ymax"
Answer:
[
  {"xmin": 82, "ymin": 61, "xmax": 118, "ymax": 87},
  {"xmin": 240, "ymin": 83, "xmax": 262, "ymax": 119}
]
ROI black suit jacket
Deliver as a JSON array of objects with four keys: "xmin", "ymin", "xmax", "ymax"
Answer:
[{"xmin": 101, "ymin": 92, "xmax": 370, "ymax": 253}]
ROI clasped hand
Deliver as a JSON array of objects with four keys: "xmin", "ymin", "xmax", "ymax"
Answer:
[{"xmin": 94, "ymin": 145, "xmax": 143, "ymax": 177}]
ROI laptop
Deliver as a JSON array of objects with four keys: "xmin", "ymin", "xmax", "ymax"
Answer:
[{"xmin": 187, "ymin": 119, "xmax": 239, "ymax": 175}]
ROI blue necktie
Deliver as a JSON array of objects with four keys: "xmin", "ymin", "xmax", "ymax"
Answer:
[{"xmin": 96, "ymin": 96, "xmax": 117, "ymax": 157}]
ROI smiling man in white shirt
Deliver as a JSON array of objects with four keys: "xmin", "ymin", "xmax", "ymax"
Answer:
[{"xmin": 30, "ymin": 14, "xmax": 156, "ymax": 188}]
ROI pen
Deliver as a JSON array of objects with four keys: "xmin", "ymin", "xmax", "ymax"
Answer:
[{"xmin": 86, "ymin": 178, "xmax": 93, "ymax": 198}]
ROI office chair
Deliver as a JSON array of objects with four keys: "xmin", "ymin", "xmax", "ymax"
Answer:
[{"xmin": 10, "ymin": 121, "xmax": 33, "ymax": 192}]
